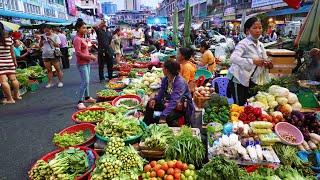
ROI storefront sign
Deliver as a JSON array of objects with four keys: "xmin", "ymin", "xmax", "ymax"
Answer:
[
  {"xmin": 224, "ymin": 7, "xmax": 235, "ymax": 16},
  {"xmin": 67, "ymin": 0, "xmax": 77, "ymax": 16},
  {"xmin": 251, "ymin": 0, "xmax": 282, "ymax": 8}
]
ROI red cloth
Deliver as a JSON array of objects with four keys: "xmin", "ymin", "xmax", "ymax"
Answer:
[
  {"xmin": 73, "ymin": 33, "xmax": 91, "ymax": 65},
  {"xmin": 11, "ymin": 31, "xmax": 21, "ymax": 40},
  {"xmin": 283, "ymin": 0, "xmax": 302, "ymax": 10}
]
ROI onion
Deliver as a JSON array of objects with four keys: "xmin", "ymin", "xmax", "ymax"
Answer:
[
  {"xmin": 200, "ymin": 90, "xmax": 206, "ymax": 95},
  {"xmin": 198, "ymin": 86, "xmax": 204, "ymax": 91},
  {"xmin": 205, "ymin": 93, "xmax": 210, "ymax": 97},
  {"xmin": 204, "ymin": 87, "xmax": 210, "ymax": 91},
  {"xmin": 195, "ymin": 87, "xmax": 199, "ymax": 92},
  {"xmin": 209, "ymin": 88, "xmax": 215, "ymax": 93}
]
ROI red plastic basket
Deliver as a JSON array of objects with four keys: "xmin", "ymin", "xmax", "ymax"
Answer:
[
  {"xmin": 71, "ymin": 108, "xmax": 106, "ymax": 124},
  {"xmin": 55, "ymin": 123, "xmax": 96, "ymax": 148},
  {"xmin": 112, "ymin": 94, "xmax": 142, "ymax": 109},
  {"xmin": 30, "ymin": 147, "xmax": 98, "ymax": 180},
  {"xmin": 133, "ymin": 63, "xmax": 149, "ymax": 68},
  {"xmin": 96, "ymin": 93, "xmax": 118, "ymax": 101}
]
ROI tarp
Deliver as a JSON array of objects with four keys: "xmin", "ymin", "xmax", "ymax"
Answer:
[{"xmin": 264, "ymin": 4, "xmax": 312, "ymax": 17}]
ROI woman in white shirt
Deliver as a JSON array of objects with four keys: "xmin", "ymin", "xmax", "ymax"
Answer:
[{"xmin": 227, "ymin": 17, "xmax": 273, "ymax": 105}]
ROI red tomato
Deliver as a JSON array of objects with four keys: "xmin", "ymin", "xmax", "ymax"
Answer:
[
  {"xmin": 154, "ymin": 164, "xmax": 162, "ymax": 172},
  {"xmin": 182, "ymin": 163, "xmax": 188, "ymax": 171},
  {"xmin": 174, "ymin": 172, "xmax": 181, "ymax": 179},
  {"xmin": 266, "ymin": 115, "xmax": 272, "ymax": 122},
  {"xmin": 174, "ymin": 168, "xmax": 181, "ymax": 173},
  {"xmin": 165, "ymin": 175, "xmax": 174, "ymax": 180},
  {"xmin": 144, "ymin": 165, "xmax": 152, "ymax": 172},
  {"xmin": 175, "ymin": 161, "xmax": 183, "ymax": 169},
  {"xmin": 167, "ymin": 168, "xmax": 175, "ymax": 175},
  {"xmin": 167, "ymin": 161, "xmax": 175, "ymax": 168},
  {"xmin": 150, "ymin": 171, "xmax": 157, "ymax": 178},
  {"xmin": 161, "ymin": 162, "xmax": 169, "ymax": 171},
  {"xmin": 150, "ymin": 161, "xmax": 157, "ymax": 168},
  {"xmin": 157, "ymin": 169, "xmax": 165, "ymax": 177}
]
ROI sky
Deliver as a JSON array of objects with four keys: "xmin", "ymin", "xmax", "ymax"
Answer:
[{"xmin": 107, "ymin": 0, "xmax": 160, "ymax": 10}]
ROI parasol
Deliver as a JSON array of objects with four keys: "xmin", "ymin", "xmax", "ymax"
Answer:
[
  {"xmin": 0, "ymin": 21, "xmax": 20, "ymax": 32},
  {"xmin": 183, "ymin": 1, "xmax": 192, "ymax": 48},
  {"xmin": 172, "ymin": 8, "xmax": 179, "ymax": 47},
  {"xmin": 297, "ymin": 0, "xmax": 320, "ymax": 49}
]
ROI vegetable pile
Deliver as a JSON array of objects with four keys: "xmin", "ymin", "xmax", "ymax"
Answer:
[
  {"xmin": 97, "ymin": 89, "xmax": 118, "ymax": 97},
  {"xmin": 90, "ymin": 137, "xmax": 146, "ymax": 180},
  {"xmin": 75, "ymin": 110, "xmax": 105, "ymax": 122},
  {"xmin": 141, "ymin": 72, "xmax": 162, "ymax": 87},
  {"xmin": 125, "ymin": 80, "xmax": 151, "ymax": 94},
  {"xmin": 141, "ymin": 124, "xmax": 174, "ymax": 149},
  {"xmin": 165, "ymin": 126, "xmax": 205, "ymax": 167},
  {"xmin": 28, "ymin": 147, "xmax": 91, "ymax": 180},
  {"xmin": 95, "ymin": 113, "xmax": 143, "ymax": 139},
  {"xmin": 141, "ymin": 159, "xmax": 196, "ymax": 180},
  {"xmin": 106, "ymin": 82, "xmax": 125, "ymax": 89},
  {"xmin": 194, "ymin": 86, "xmax": 215, "ymax": 97},
  {"xmin": 203, "ymin": 93, "xmax": 230, "ymax": 124},
  {"xmin": 118, "ymin": 99, "xmax": 138, "ymax": 107},
  {"xmin": 52, "ymin": 129, "xmax": 92, "ymax": 148}
]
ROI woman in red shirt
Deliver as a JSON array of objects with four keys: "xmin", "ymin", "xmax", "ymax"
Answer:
[{"xmin": 73, "ymin": 18, "xmax": 97, "ymax": 109}]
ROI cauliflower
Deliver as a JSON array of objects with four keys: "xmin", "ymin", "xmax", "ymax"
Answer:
[
  {"xmin": 251, "ymin": 101, "xmax": 269, "ymax": 111},
  {"xmin": 284, "ymin": 104, "xmax": 293, "ymax": 112},
  {"xmin": 292, "ymin": 102, "xmax": 302, "ymax": 111},
  {"xmin": 269, "ymin": 101, "xmax": 278, "ymax": 109},
  {"xmin": 287, "ymin": 92, "xmax": 298, "ymax": 104},
  {"xmin": 275, "ymin": 97, "xmax": 288, "ymax": 105},
  {"xmin": 268, "ymin": 85, "xmax": 290, "ymax": 97}
]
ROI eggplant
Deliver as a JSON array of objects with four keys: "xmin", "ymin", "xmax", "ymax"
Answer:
[
  {"xmin": 274, "ymin": 104, "xmax": 283, "ymax": 111},
  {"xmin": 292, "ymin": 110, "xmax": 305, "ymax": 121},
  {"xmin": 292, "ymin": 115, "xmax": 299, "ymax": 124},
  {"xmin": 303, "ymin": 132, "xmax": 311, "ymax": 141},
  {"xmin": 304, "ymin": 112, "xmax": 315, "ymax": 120}
]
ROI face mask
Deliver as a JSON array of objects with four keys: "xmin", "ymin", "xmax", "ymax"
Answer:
[{"xmin": 248, "ymin": 33, "xmax": 259, "ymax": 41}]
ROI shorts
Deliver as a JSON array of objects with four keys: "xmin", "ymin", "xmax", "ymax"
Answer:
[{"xmin": 43, "ymin": 58, "xmax": 60, "ymax": 63}]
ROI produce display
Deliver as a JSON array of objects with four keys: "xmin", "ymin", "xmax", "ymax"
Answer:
[
  {"xmin": 28, "ymin": 147, "xmax": 91, "ymax": 180},
  {"xmin": 141, "ymin": 160, "xmax": 196, "ymax": 180},
  {"xmin": 97, "ymin": 90, "xmax": 118, "ymax": 97},
  {"xmin": 120, "ymin": 89, "xmax": 144, "ymax": 97},
  {"xmin": 165, "ymin": 126, "xmax": 205, "ymax": 167},
  {"xmin": 125, "ymin": 80, "xmax": 152, "ymax": 94},
  {"xmin": 90, "ymin": 137, "xmax": 146, "ymax": 180},
  {"xmin": 75, "ymin": 110, "xmax": 105, "ymax": 122},
  {"xmin": 89, "ymin": 103, "xmax": 130, "ymax": 115},
  {"xmin": 203, "ymin": 94, "xmax": 230, "ymax": 124},
  {"xmin": 141, "ymin": 72, "xmax": 162, "ymax": 87},
  {"xmin": 52, "ymin": 129, "xmax": 92, "ymax": 148},
  {"xmin": 118, "ymin": 99, "xmax": 138, "ymax": 107},
  {"xmin": 106, "ymin": 82, "xmax": 125, "ymax": 89},
  {"xmin": 141, "ymin": 124, "xmax": 174, "ymax": 149},
  {"xmin": 95, "ymin": 113, "xmax": 144, "ymax": 139},
  {"xmin": 28, "ymin": 65, "xmax": 47, "ymax": 78},
  {"xmin": 194, "ymin": 86, "xmax": 215, "ymax": 97}
]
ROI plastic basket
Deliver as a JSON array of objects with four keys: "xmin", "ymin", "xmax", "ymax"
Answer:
[
  {"xmin": 55, "ymin": 123, "xmax": 96, "ymax": 148},
  {"xmin": 19, "ymin": 87, "xmax": 27, "ymax": 96},
  {"xmin": 104, "ymin": 82, "xmax": 127, "ymax": 91},
  {"xmin": 28, "ymin": 81, "xmax": 39, "ymax": 91},
  {"xmin": 30, "ymin": 147, "xmax": 98, "ymax": 180},
  {"xmin": 195, "ymin": 69, "xmax": 213, "ymax": 80},
  {"xmin": 118, "ymin": 89, "xmax": 145, "ymax": 98},
  {"xmin": 96, "ymin": 93, "xmax": 118, "ymax": 101},
  {"xmin": 274, "ymin": 122, "xmax": 303, "ymax": 146},
  {"xmin": 71, "ymin": 108, "xmax": 106, "ymax": 124},
  {"xmin": 39, "ymin": 76, "xmax": 48, "ymax": 83},
  {"xmin": 112, "ymin": 94, "xmax": 142, "ymax": 109},
  {"xmin": 96, "ymin": 120, "xmax": 147, "ymax": 144}
]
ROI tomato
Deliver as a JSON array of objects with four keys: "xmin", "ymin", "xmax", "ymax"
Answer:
[
  {"xmin": 154, "ymin": 164, "xmax": 162, "ymax": 172},
  {"xmin": 174, "ymin": 172, "xmax": 182, "ymax": 179},
  {"xmin": 168, "ymin": 161, "xmax": 175, "ymax": 168},
  {"xmin": 144, "ymin": 164, "xmax": 152, "ymax": 172},
  {"xmin": 167, "ymin": 168, "xmax": 175, "ymax": 175},
  {"xmin": 150, "ymin": 171, "xmax": 157, "ymax": 178},
  {"xmin": 161, "ymin": 162, "xmax": 169, "ymax": 171},
  {"xmin": 266, "ymin": 115, "xmax": 272, "ymax": 122},
  {"xmin": 150, "ymin": 161, "xmax": 158, "ymax": 168},
  {"xmin": 273, "ymin": 118, "xmax": 279, "ymax": 124},
  {"xmin": 166, "ymin": 175, "xmax": 174, "ymax": 180},
  {"xmin": 157, "ymin": 169, "xmax": 165, "ymax": 177},
  {"xmin": 182, "ymin": 163, "xmax": 189, "ymax": 171},
  {"xmin": 174, "ymin": 168, "xmax": 181, "ymax": 173},
  {"xmin": 175, "ymin": 161, "xmax": 183, "ymax": 169}
]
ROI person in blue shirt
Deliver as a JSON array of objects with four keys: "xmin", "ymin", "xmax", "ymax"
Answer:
[{"xmin": 13, "ymin": 40, "xmax": 31, "ymax": 68}]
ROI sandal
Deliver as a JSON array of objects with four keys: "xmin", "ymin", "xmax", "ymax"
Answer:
[
  {"xmin": 14, "ymin": 96, "xmax": 22, "ymax": 100},
  {"xmin": 84, "ymin": 97, "xmax": 96, "ymax": 103},
  {"xmin": 77, "ymin": 103, "xmax": 86, "ymax": 110},
  {"xmin": 2, "ymin": 99, "xmax": 15, "ymax": 104}
]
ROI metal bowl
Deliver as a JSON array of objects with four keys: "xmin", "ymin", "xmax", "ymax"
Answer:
[{"xmin": 297, "ymin": 80, "xmax": 320, "ymax": 88}]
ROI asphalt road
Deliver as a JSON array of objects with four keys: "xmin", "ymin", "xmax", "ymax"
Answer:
[{"xmin": 0, "ymin": 55, "xmax": 107, "ymax": 180}]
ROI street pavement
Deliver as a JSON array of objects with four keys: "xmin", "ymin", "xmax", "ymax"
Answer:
[{"xmin": 0, "ymin": 54, "xmax": 107, "ymax": 180}]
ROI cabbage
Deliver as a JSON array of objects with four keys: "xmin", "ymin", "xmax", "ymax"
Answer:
[
  {"xmin": 249, "ymin": 97, "xmax": 255, "ymax": 102},
  {"xmin": 292, "ymin": 102, "xmax": 302, "ymax": 111},
  {"xmin": 275, "ymin": 97, "xmax": 288, "ymax": 105},
  {"xmin": 251, "ymin": 101, "xmax": 269, "ymax": 111},
  {"xmin": 268, "ymin": 85, "xmax": 290, "ymax": 97},
  {"xmin": 284, "ymin": 104, "xmax": 293, "ymax": 112},
  {"xmin": 287, "ymin": 92, "xmax": 298, "ymax": 104},
  {"xmin": 271, "ymin": 111, "xmax": 283, "ymax": 118},
  {"xmin": 269, "ymin": 101, "xmax": 278, "ymax": 109}
]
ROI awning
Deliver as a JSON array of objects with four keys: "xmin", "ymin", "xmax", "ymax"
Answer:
[
  {"xmin": 0, "ymin": 10, "xmax": 68, "ymax": 23},
  {"xmin": 264, "ymin": 4, "xmax": 312, "ymax": 17}
]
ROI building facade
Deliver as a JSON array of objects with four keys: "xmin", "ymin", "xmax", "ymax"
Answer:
[
  {"xmin": 76, "ymin": 0, "xmax": 102, "ymax": 17},
  {"xmin": 113, "ymin": 10, "xmax": 155, "ymax": 25},
  {"xmin": 101, "ymin": 2, "xmax": 117, "ymax": 15},
  {"xmin": 124, "ymin": 0, "xmax": 141, "ymax": 11}
]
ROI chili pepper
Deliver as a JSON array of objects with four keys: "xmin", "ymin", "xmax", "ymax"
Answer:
[
  {"xmin": 253, "ymin": 107, "xmax": 262, "ymax": 116},
  {"xmin": 231, "ymin": 112, "xmax": 240, "ymax": 118},
  {"xmin": 243, "ymin": 121, "xmax": 250, "ymax": 124},
  {"xmin": 238, "ymin": 106, "xmax": 245, "ymax": 113},
  {"xmin": 245, "ymin": 165, "xmax": 259, "ymax": 172},
  {"xmin": 244, "ymin": 106, "xmax": 254, "ymax": 114},
  {"xmin": 247, "ymin": 113, "xmax": 256, "ymax": 122},
  {"xmin": 231, "ymin": 116, "xmax": 239, "ymax": 122},
  {"xmin": 239, "ymin": 113, "xmax": 247, "ymax": 121},
  {"xmin": 230, "ymin": 104, "xmax": 239, "ymax": 112}
]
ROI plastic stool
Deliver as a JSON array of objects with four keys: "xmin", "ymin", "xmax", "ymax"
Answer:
[{"xmin": 212, "ymin": 77, "xmax": 229, "ymax": 97}]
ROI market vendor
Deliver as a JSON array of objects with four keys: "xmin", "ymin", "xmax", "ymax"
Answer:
[
  {"xmin": 196, "ymin": 40, "xmax": 216, "ymax": 74},
  {"xmin": 143, "ymin": 60, "xmax": 195, "ymax": 127},
  {"xmin": 309, "ymin": 48, "xmax": 320, "ymax": 80},
  {"xmin": 177, "ymin": 47, "xmax": 197, "ymax": 92},
  {"xmin": 227, "ymin": 17, "xmax": 273, "ymax": 106}
]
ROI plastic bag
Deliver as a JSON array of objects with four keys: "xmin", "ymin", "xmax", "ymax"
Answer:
[
  {"xmin": 150, "ymin": 54, "xmax": 160, "ymax": 66},
  {"xmin": 259, "ymin": 133, "xmax": 281, "ymax": 144},
  {"xmin": 250, "ymin": 121, "xmax": 273, "ymax": 129},
  {"xmin": 251, "ymin": 127, "xmax": 272, "ymax": 134}
]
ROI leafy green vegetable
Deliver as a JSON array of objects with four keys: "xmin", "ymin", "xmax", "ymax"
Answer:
[
  {"xmin": 97, "ymin": 89, "xmax": 118, "ymax": 96},
  {"xmin": 119, "ymin": 99, "xmax": 138, "ymax": 107},
  {"xmin": 165, "ymin": 126, "xmax": 205, "ymax": 167},
  {"xmin": 197, "ymin": 155, "xmax": 249, "ymax": 180},
  {"xmin": 250, "ymin": 75, "xmax": 296, "ymax": 95},
  {"xmin": 141, "ymin": 124, "xmax": 174, "ymax": 149},
  {"xmin": 28, "ymin": 160, "xmax": 53, "ymax": 180},
  {"xmin": 52, "ymin": 130, "xmax": 91, "ymax": 148},
  {"xmin": 16, "ymin": 74, "xmax": 31, "ymax": 88},
  {"xmin": 127, "ymin": 71, "xmax": 137, "ymax": 78}
]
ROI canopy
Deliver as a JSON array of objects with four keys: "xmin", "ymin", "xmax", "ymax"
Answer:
[
  {"xmin": 297, "ymin": 0, "xmax": 320, "ymax": 49},
  {"xmin": 0, "ymin": 21, "xmax": 20, "ymax": 31},
  {"xmin": 264, "ymin": 4, "xmax": 312, "ymax": 17}
]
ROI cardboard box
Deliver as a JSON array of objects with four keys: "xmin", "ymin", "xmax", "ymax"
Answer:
[{"xmin": 269, "ymin": 68, "xmax": 292, "ymax": 74}]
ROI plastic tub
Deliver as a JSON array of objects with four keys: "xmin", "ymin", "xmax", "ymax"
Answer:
[
  {"xmin": 118, "ymin": 89, "xmax": 145, "ymax": 98},
  {"xmin": 274, "ymin": 122, "xmax": 303, "ymax": 145},
  {"xmin": 96, "ymin": 93, "xmax": 118, "ymax": 101},
  {"xmin": 95, "ymin": 120, "xmax": 147, "ymax": 144},
  {"xmin": 104, "ymin": 82, "xmax": 127, "ymax": 91},
  {"xmin": 195, "ymin": 69, "xmax": 213, "ymax": 80},
  {"xmin": 72, "ymin": 108, "xmax": 106, "ymax": 124},
  {"xmin": 55, "ymin": 123, "xmax": 96, "ymax": 148},
  {"xmin": 30, "ymin": 147, "xmax": 98, "ymax": 180},
  {"xmin": 112, "ymin": 94, "xmax": 142, "ymax": 109}
]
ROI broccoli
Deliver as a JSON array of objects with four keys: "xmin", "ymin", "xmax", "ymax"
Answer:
[
  {"xmin": 219, "ymin": 97, "xmax": 229, "ymax": 106},
  {"xmin": 204, "ymin": 101, "xmax": 211, "ymax": 109},
  {"xmin": 210, "ymin": 93, "xmax": 221, "ymax": 102}
]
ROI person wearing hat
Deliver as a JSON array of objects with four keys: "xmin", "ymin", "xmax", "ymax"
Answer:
[{"xmin": 93, "ymin": 19, "xmax": 113, "ymax": 83}]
